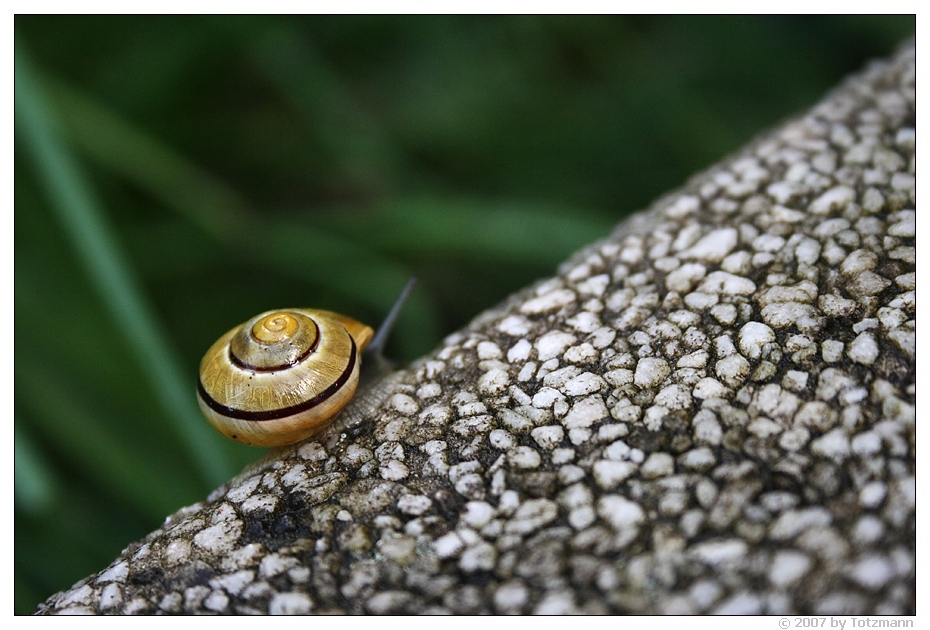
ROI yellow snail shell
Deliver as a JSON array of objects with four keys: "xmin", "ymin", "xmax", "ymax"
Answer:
[{"xmin": 196, "ymin": 309, "xmax": 374, "ymax": 447}]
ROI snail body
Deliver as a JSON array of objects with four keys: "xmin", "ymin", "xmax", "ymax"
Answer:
[{"xmin": 197, "ymin": 308, "xmax": 374, "ymax": 447}]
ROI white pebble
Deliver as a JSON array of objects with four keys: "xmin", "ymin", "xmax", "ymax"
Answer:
[
  {"xmin": 858, "ymin": 481, "xmax": 887, "ymax": 509},
  {"xmin": 241, "ymin": 495, "xmax": 279, "ymax": 515},
  {"xmin": 738, "ymin": 322, "xmax": 775, "ymax": 360},
  {"xmin": 535, "ymin": 331, "xmax": 576, "ymax": 361},
  {"xmin": 877, "ymin": 306, "xmax": 906, "ymax": 330},
  {"xmin": 461, "ymin": 501, "xmax": 494, "ymax": 528},
  {"xmin": 821, "ymin": 340, "xmax": 845, "ymax": 363},
  {"xmin": 810, "ymin": 428, "xmax": 850, "ymax": 462},
  {"xmin": 478, "ymin": 368, "xmax": 510, "ymax": 395},
  {"xmin": 505, "ymin": 499, "xmax": 559, "ymax": 535},
  {"xmin": 753, "ymin": 233, "xmax": 786, "ymax": 252},
  {"xmin": 397, "ymin": 494, "xmax": 432, "ymax": 516},
  {"xmin": 680, "ymin": 228, "xmax": 738, "ymax": 262},
  {"xmin": 269, "ymin": 592, "xmax": 313, "ymax": 615},
  {"xmin": 493, "ymin": 581, "xmax": 529, "ymax": 613},
  {"xmin": 498, "ymin": 315, "xmax": 531, "ymax": 336},
  {"xmin": 691, "ymin": 539, "xmax": 748, "ymax": 566},
  {"xmin": 794, "ymin": 237, "xmax": 821, "ymax": 265},
  {"xmin": 699, "ymin": 271, "xmax": 756, "ymax": 296},
  {"xmin": 508, "ymin": 446, "xmax": 541, "ymax": 470},
  {"xmin": 561, "ymin": 396, "xmax": 608, "ymax": 429},
  {"xmin": 809, "ymin": 185, "xmax": 855, "ymax": 214},
  {"xmin": 389, "ymin": 393, "xmax": 418, "ymax": 415},
  {"xmin": 710, "ymin": 303, "xmax": 737, "ymax": 325},
  {"xmin": 654, "ymin": 384, "xmax": 693, "ymax": 410},
  {"xmin": 593, "ymin": 460, "xmax": 637, "ymax": 489},
  {"xmin": 677, "ymin": 350, "xmax": 709, "ymax": 369},
  {"xmin": 666, "ymin": 263, "xmax": 707, "ymax": 292},
  {"xmin": 563, "ymin": 372, "xmax": 606, "ymax": 396},
  {"xmin": 193, "ymin": 521, "xmax": 242, "ymax": 554},
  {"xmin": 477, "ymin": 341, "xmax": 503, "ymax": 360},
  {"xmin": 852, "ymin": 515, "xmax": 885, "ymax": 544},
  {"xmin": 888, "ymin": 209, "xmax": 915, "ymax": 236},
  {"xmin": 781, "ymin": 370, "xmax": 809, "ymax": 392},
  {"xmin": 564, "ymin": 343, "xmax": 598, "ymax": 364},
  {"xmin": 97, "ymin": 561, "xmax": 129, "ymax": 584},
  {"xmin": 460, "ymin": 542, "xmax": 497, "ymax": 573},
  {"xmin": 693, "ymin": 377, "xmax": 730, "ymax": 400},
  {"xmin": 520, "ymin": 289, "xmax": 576, "ymax": 314},
  {"xmin": 761, "ymin": 302, "xmax": 823, "ymax": 333},
  {"xmin": 819, "ymin": 294, "xmax": 858, "ymax": 317},
  {"xmin": 679, "ymin": 447, "xmax": 716, "ymax": 472},
  {"xmin": 847, "ymin": 332, "xmax": 879, "ymax": 365},
  {"xmin": 99, "ymin": 584, "xmax": 123, "ymax": 610},
  {"xmin": 640, "ymin": 453, "xmax": 674, "ymax": 479},
  {"xmin": 164, "ymin": 539, "xmax": 191, "ymax": 566},
  {"xmin": 489, "ymin": 429, "xmax": 517, "ymax": 450},
  {"xmin": 596, "ymin": 495, "xmax": 645, "ymax": 531},
  {"xmin": 416, "ymin": 382, "xmax": 442, "ymax": 399},
  {"xmin": 849, "ymin": 555, "xmax": 894, "ymax": 590},
  {"xmin": 769, "ymin": 507, "xmax": 832, "ymax": 540},
  {"xmin": 840, "ymin": 249, "xmax": 878, "ymax": 276},
  {"xmin": 768, "ymin": 551, "xmax": 812, "ymax": 587},
  {"xmin": 379, "ymin": 460, "xmax": 410, "ymax": 481},
  {"xmin": 848, "ymin": 271, "xmax": 891, "ymax": 297},
  {"xmin": 666, "ymin": 194, "xmax": 701, "ymax": 218},
  {"xmin": 530, "ymin": 425, "xmax": 564, "ymax": 450},
  {"xmin": 851, "ymin": 431, "xmax": 882, "ymax": 456},
  {"xmin": 713, "ymin": 592, "xmax": 762, "ymax": 615},
  {"xmin": 634, "ymin": 357, "xmax": 670, "ymax": 387},
  {"xmin": 433, "ymin": 532, "xmax": 466, "ymax": 558},
  {"xmin": 715, "ymin": 354, "xmax": 750, "ymax": 387},
  {"xmin": 577, "ymin": 274, "xmax": 609, "ymax": 296}
]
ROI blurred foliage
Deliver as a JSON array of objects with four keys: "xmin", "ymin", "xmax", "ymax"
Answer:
[{"xmin": 14, "ymin": 15, "xmax": 913, "ymax": 614}]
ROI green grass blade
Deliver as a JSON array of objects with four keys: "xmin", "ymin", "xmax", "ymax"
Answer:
[
  {"xmin": 15, "ymin": 43, "xmax": 233, "ymax": 487},
  {"xmin": 46, "ymin": 76, "xmax": 250, "ymax": 240},
  {"xmin": 14, "ymin": 424, "xmax": 58, "ymax": 516},
  {"xmin": 17, "ymin": 358, "xmax": 202, "ymax": 520}
]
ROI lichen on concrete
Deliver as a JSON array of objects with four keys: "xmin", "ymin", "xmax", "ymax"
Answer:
[{"xmin": 36, "ymin": 41, "xmax": 915, "ymax": 615}]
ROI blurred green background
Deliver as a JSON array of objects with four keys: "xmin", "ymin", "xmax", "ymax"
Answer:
[{"xmin": 14, "ymin": 15, "xmax": 914, "ymax": 614}]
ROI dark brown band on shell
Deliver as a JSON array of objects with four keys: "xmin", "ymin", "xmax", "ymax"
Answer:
[{"xmin": 198, "ymin": 337, "xmax": 357, "ymax": 422}]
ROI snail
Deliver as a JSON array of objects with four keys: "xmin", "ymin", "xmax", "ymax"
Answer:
[{"xmin": 196, "ymin": 279, "xmax": 416, "ymax": 447}]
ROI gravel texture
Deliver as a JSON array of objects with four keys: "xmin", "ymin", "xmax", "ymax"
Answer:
[{"xmin": 36, "ymin": 41, "xmax": 915, "ymax": 616}]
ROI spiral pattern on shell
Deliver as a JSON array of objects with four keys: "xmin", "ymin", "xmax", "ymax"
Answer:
[{"xmin": 197, "ymin": 309, "xmax": 374, "ymax": 446}]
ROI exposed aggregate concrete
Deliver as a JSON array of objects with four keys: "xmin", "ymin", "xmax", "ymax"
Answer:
[{"xmin": 37, "ymin": 42, "xmax": 915, "ymax": 615}]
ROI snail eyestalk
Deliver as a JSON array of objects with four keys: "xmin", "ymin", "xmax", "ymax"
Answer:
[{"xmin": 366, "ymin": 277, "xmax": 418, "ymax": 360}]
